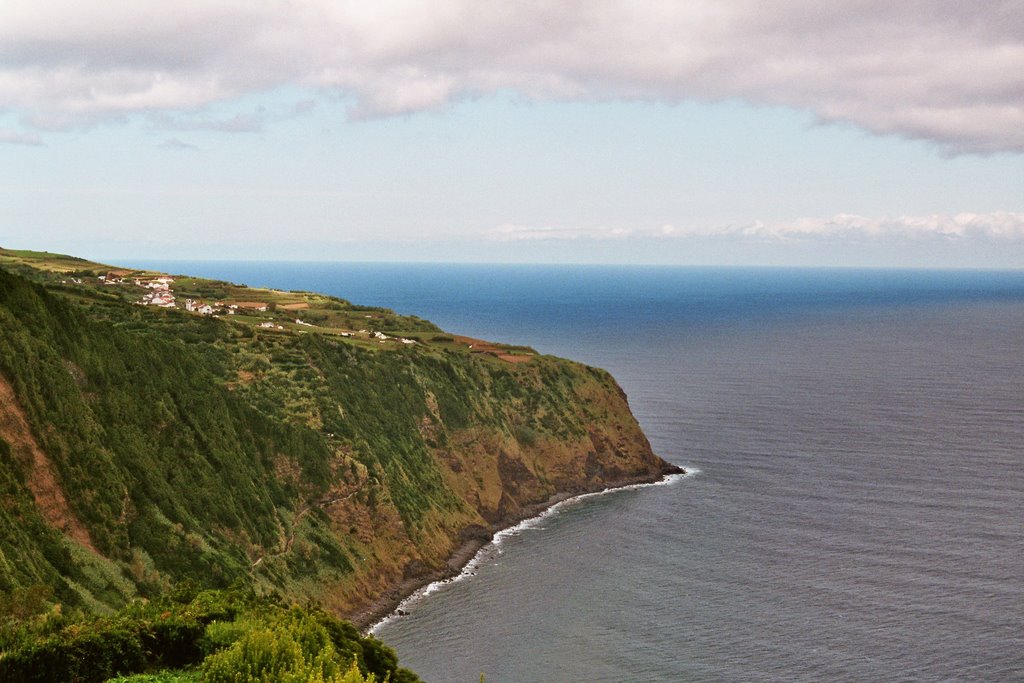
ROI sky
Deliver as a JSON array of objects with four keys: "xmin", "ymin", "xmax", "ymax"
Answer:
[{"xmin": 1, "ymin": 1, "xmax": 1023, "ymax": 267}]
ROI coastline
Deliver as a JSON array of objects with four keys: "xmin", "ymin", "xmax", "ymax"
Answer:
[{"xmin": 352, "ymin": 462, "xmax": 686, "ymax": 633}]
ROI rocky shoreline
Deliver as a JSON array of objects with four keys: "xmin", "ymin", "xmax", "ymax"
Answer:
[{"xmin": 350, "ymin": 460, "xmax": 685, "ymax": 632}]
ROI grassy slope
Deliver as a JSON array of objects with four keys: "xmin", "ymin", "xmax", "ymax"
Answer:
[{"xmin": 0, "ymin": 249, "xmax": 672, "ymax": 622}]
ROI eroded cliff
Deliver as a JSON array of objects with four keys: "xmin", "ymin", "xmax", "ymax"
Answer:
[{"xmin": 0, "ymin": 250, "xmax": 678, "ymax": 622}]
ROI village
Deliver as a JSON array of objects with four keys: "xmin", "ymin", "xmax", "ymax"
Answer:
[
  {"xmin": 90, "ymin": 269, "xmax": 421, "ymax": 345},
  {"xmin": 3, "ymin": 248, "xmax": 538, "ymax": 367}
]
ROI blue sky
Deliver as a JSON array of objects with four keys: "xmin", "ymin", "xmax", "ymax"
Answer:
[{"xmin": 2, "ymin": 2, "xmax": 1023, "ymax": 267}]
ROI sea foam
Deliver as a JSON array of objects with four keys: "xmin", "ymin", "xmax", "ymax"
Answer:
[{"xmin": 369, "ymin": 468, "xmax": 694, "ymax": 633}]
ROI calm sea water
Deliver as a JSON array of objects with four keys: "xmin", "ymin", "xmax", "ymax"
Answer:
[{"xmin": 130, "ymin": 263, "xmax": 1024, "ymax": 682}]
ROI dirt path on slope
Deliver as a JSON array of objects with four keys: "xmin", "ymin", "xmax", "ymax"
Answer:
[
  {"xmin": 250, "ymin": 487, "xmax": 363, "ymax": 570},
  {"xmin": 0, "ymin": 374, "xmax": 98, "ymax": 553}
]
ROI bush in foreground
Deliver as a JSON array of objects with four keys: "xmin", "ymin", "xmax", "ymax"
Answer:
[
  {"xmin": 203, "ymin": 611, "xmax": 377, "ymax": 682},
  {"xmin": 0, "ymin": 587, "xmax": 418, "ymax": 682}
]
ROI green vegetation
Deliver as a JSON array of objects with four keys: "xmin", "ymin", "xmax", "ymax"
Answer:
[
  {"xmin": 0, "ymin": 248, "xmax": 670, "ymax": 675},
  {"xmin": 0, "ymin": 586, "xmax": 417, "ymax": 682}
]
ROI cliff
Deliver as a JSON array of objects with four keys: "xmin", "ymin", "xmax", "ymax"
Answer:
[{"xmin": 0, "ymin": 249, "xmax": 679, "ymax": 624}]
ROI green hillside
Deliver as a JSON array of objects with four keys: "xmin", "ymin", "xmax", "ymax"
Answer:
[{"xmin": 0, "ymin": 249, "xmax": 677, "ymax": 628}]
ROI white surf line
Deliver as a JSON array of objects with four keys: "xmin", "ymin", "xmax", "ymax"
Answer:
[{"xmin": 368, "ymin": 466, "xmax": 697, "ymax": 634}]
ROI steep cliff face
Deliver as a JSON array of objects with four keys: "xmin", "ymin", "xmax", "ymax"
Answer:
[{"xmin": 0, "ymin": 253, "xmax": 677, "ymax": 621}]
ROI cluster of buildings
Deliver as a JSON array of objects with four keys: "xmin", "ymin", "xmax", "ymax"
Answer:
[
  {"xmin": 136, "ymin": 276, "xmax": 177, "ymax": 308},
  {"xmin": 184, "ymin": 299, "xmax": 235, "ymax": 315},
  {"xmin": 183, "ymin": 299, "xmax": 299, "ymax": 332},
  {"xmin": 115, "ymin": 277, "xmax": 418, "ymax": 344},
  {"xmin": 183, "ymin": 300, "xmax": 273, "ymax": 316},
  {"xmin": 62, "ymin": 271, "xmax": 180, "ymax": 308},
  {"xmin": 373, "ymin": 331, "xmax": 417, "ymax": 345}
]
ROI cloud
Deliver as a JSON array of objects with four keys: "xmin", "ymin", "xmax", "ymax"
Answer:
[
  {"xmin": 160, "ymin": 137, "xmax": 199, "ymax": 151},
  {"xmin": 151, "ymin": 112, "xmax": 264, "ymax": 133},
  {"xmin": 494, "ymin": 212, "xmax": 1024, "ymax": 243},
  {"xmin": 1, "ymin": 2, "xmax": 1022, "ymax": 152},
  {"xmin": 0, "ymin": 127, "xmax": 43, "ymax": 145},
  {"xmin": 740, "ymin": 213, "xmax": 1024, "ymax": 241},
  {"xmin": 489, "ymin": 224, "xmax": 634, "ymax": 242}
]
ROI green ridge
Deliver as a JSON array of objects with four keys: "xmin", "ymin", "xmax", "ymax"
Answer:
[{"xmin": 0, "ymin": 248, "xmax": 673, "ymax": 644}]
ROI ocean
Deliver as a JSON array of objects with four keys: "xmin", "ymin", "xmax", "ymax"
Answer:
[{"xmin": 128, "ymin": 262, "xmax": 1024, "ymax": 681}]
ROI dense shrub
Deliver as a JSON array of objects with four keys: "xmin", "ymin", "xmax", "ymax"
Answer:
[
  {"xmin": 0, "ymin": 589, "xmax": 419, "ymax": 683},
  {"xmin": 0, "ymin": 625, "xmax": 145, "ymax": 683},
  {"xmin": 203, "ymin": 609, "xmax": 363, "ymax": 683}
]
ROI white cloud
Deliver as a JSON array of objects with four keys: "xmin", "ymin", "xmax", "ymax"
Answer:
[
  {"xmin": 489, "ymin": 224, "xmax": 634, "ymax": 242},
  {"xmin": 151, "ymin": 112, "xmax": 264, "ymax": 133},
  {"xmin": 0, "ymin": 127, "xmax": 43, "ymax": 145},
  {"xmin": 746, "ymin": 213, "xmax": 1024, "ymax": 241},
  {"xmin": 495, "ymin": 213, "xmax": 1024, "ymax": 243},
  {"xmin": 1, "ymin": 1, "xmax": 1022, "ymax": 152}
]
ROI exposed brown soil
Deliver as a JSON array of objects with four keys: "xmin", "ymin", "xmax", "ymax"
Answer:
[
  {"xmin": 451, "ymin": 335, "xmax": 500, "ymax": 352},
  {"xmin": 0, "ymin": 374, "xmax": 98, "ymax": 553},
  {"xmin": 450, "ymin": 335, "xmax": 535, "ymax": 363},
  {"xmin": 235, "ymin": 370, "xmax": 257, "ymax": 384},
  {"xmin": 496, "ymin": 353, "xmax": 534, "ymax": 363}
]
